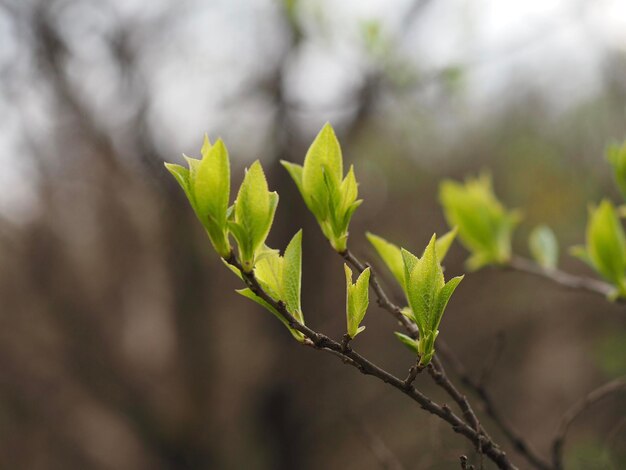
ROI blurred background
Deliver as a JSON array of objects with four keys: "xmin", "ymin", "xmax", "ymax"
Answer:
[{"xmin": 1, "ymin": 0, "xmax": 625, "ymax": 468}]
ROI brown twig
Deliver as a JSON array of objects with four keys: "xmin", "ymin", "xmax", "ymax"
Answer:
[
  {"xmin": 341, "ymin": 250, "xmax": 485, "ymax": 432},
  {"xmin": 508, "ymin": 255, "xmax": 619, "ymax": 302},
  {"xmin": 342, "ymin": 252, "xmax": 485, "ymax": 430},
  {"xmin": 225, "ymin": 252, "xmax": 517, "ymax": 470},
  {"xmin": 437, "ymin": 343, "xmax": 552, "ymax": 470},
  {"xmin": 341, "ymin": 333, "xmax": 352, "ymax": 352},
  {"xmin": 551, "ymin": 376, "xmax": 626, "ymax": 470},
  {"xmin": 341, "ymin": 248, "xmax": 550, "ymax": 470},
  {"xmin": 460, "ymin": 455, "xmax": 475, "ymax": 470},
  {"xmin": 403, "ymin": 359, "xmax": 424, "ymax": 389}
]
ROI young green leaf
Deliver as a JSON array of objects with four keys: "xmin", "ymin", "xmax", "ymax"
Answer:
[
  {"xmin": 302, "ymin": 123, "xmax": 343, "ymax": 216},
  {"xmin": 406, "ymin": 236, "xmax": 443, "ymax": 332},
  {"xmin": 164, "ymin": 136, "xmax": 231, "ymax": 257},
  {"xmin": 572, "ymin": 200, "xmax": 626, "ymax": 297},
  {"xmin": 435, "ymin": 227, "xmax": 458, "ymax": 262},
  {"xmin": 394, "ymin": 332, "xmax": 418, "ymax": 354},
  {"xmin": 227, "ymin": 232, "xmax": 305, "ymax": 339},
  {"xmin": 282, "ymin": 123, "xmax": 361, "ymax": 252},
  {"xmin": 366, "ymin": 232, "xmax": 405, "ymax": 288},
  {"xmin": 282, "ymin": 230, "xmax": 303, "ymax": 322},
  {"xmin": 281, "ymin": 161, "xmax": 305, "ymax": 197},
  {"xmin": 236, "ymin": 288, "xmax": 304, "ymax": 342},
  {"xmin": 253, "ymin": 248, "xmax": 284, "ymax": 301},
  {"xmin": 367, "ymin": 229, "xmax": 457, "ymax": 291},
  {"xmin": 344, "ymin": 265, "xmax": 370, "ymax": 339},
  {"xmin": 231, "ymin": 161, "xmax": 279, "ymax": 271},
  {"xmin": 529, "ymin": 225, "xmax": 559, "ymax": 269},
  {"xmin": 439, "ymin": 173, "xmax": 520, "ymax": 271},
  {"xmin": 195, "ymin": 139, "xmax": 230, "ymax": 230},
  {"xmin": 402, "ymin": 234, "xmax": 464, "ymax": 366},
  {"xmin": 607, "ymin": 140, "xmax": 626, "ymax": 201}
]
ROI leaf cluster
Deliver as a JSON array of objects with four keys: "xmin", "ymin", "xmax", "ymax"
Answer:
[
  {"xmin": 227, "ymin": 231, "xmax": 306, "ymax": 341},
  {"xmin": 166, "ymin": 138, "xmax": 278, "ymax": 272},
  {"xmin": 439, "ymin": 173, "xmax": 520, "ymax": 271},
  {"xmin": 282, "ymin": 123, "xmax": 362, "ymax": 252},
  {"xmin": 367, "ymin": 231, "xmax": 463, "ymax": 366},
  {"xmin": 571, "ymin": 200, "xmax": 626, "ymax": 299}
]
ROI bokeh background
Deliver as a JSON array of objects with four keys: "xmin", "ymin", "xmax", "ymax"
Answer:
[{"xmin": 1, "ymin": 0, "xmax": 625, "ymax": 468}]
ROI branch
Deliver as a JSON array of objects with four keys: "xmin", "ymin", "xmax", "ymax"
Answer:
[
  {"xmin": 341, "ymin": 249, "xmax": 550, "ymax": 470},
  {"xmin": 224, "ymin": 253, "xmax": 517, "ymax": 470},
  {"xmin": 551, "ymin": 377, "xmax": 626, "ymax": 470},
  {"xmin": 508, "ymin": 256, "xmax": 619, "ymax": 302},
  {"xmin": 436, "ymin": 342, "xmax": 552, "ymax": 470}
]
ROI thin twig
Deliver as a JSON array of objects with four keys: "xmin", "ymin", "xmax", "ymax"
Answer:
[
  {"xmin": 437, "ymin": 343, "xmax": 552, "ymax": 470},
  {"xmin": 225, "ymin": 253, "xmax": 517, "ymax": 470},
  {"xmin": 551, "ymin": 377, "xmax": 626, "ymax": 470},
  {"xmin": 341, "ymin": 333, "xmax": 352, "ymax": 352},
  {"xmin": 403, "ymin": 359, "xmax": 424, "ymax": 389},
  {"xmin": 460, "ymin": 455, "xmax": 475, "ymax": 470},
  {"xmin": 341, "ymin": 249, "xmax": 501, "ymax": 465},
  {"xmin": 340, "ymin": 249, "xmax": 550, "ymax": 470},
  {"xmin": 508, "ymin": 255, "xmax": 619, "ymax": 302},
  {"xmin": 342, "ymin": 249, "xmax": 486, "ymax": 433}
]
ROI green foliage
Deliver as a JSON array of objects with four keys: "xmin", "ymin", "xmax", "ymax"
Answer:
[
  {"xmin": 229, "ymin": 161, "xmax": 279, "ymax": 272},
  {"xmin": 165, "ymin": 136, "xmax": 231, "ymax": 257},
  {"xmin": 401, "ymin": 235, "xmax": 464, "ymax": 366},
  {"xmin": 229, "ymin": 231, "xmax": 305, "ymax": 341},
  {"xmin": 607, "ymin": 140, "xmax": 626, "ymax": 201},
  {"xmin": 394, "ymin": 332, "xmax": 418, "ymax": 354},
  {"xmin": 571, "ymin": 200, "xmax": 626, "ymax": 299},
  {"xmin": 439, "ymin": 173, "xmax": 520, "ymax": 271},
  {"xmin": 366, "ymin": 228, "xmax": 457, "ymax": 290},
  {"xmin": 529, "ymin": 225, "xmax": 559, "ymax": 269},
  {"xmin": 344, "ymin": 265, "xmax": 370, "ymax": 339},
  {"xmin": 281, "ymin": 123, "xmax": 362, "ymax": 252}
]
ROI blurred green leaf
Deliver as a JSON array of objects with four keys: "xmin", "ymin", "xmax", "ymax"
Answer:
[
  {"xmin": 435, "ymin": 227, "xmax": 458, "ymax": 262},
  {"xmin": 394, "ymin": 332, "xmax": 418, "ymax": 354},
  {"xmin": 571, "ymin": 200, "xmax": 626, "ymax": 298},
  {"xmin": 529, "ymin": 225, "xmax": 559, "ymax": 269},
  {"xmin": 439, "ymin": 173, "xmax": 520, "ymax": 271}
]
